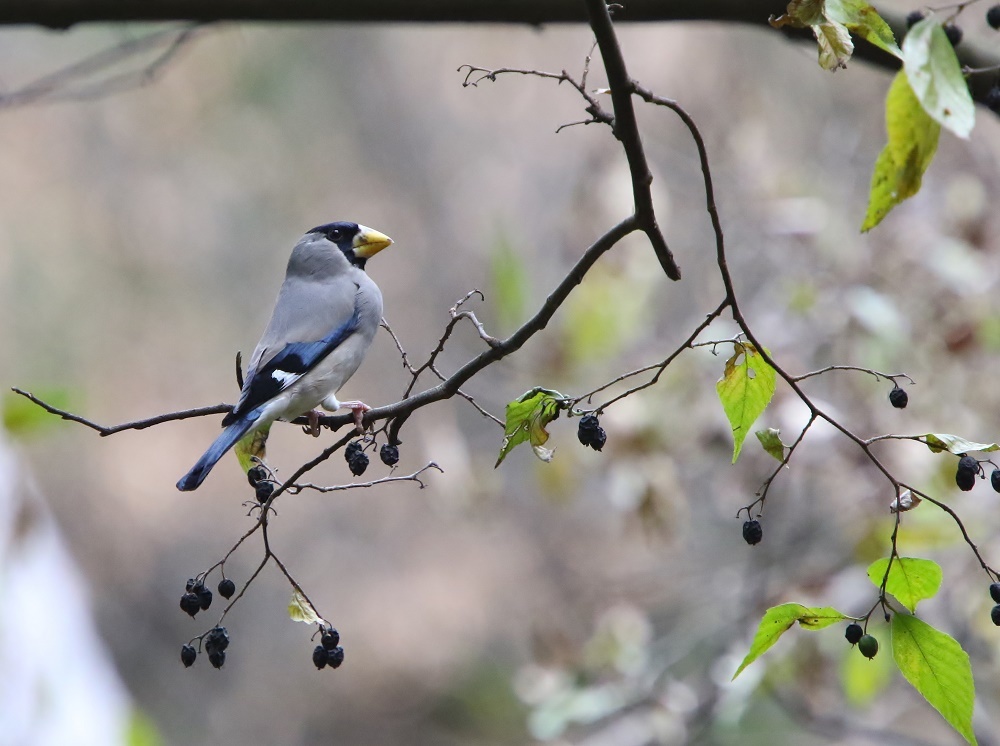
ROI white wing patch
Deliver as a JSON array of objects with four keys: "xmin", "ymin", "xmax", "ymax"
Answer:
[{"xmin": 271, "ymin": 370, "xmax": 299, "ymax": 386}]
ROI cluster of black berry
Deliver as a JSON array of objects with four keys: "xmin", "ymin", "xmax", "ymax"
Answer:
[
  {"xmin": 180, "ymin": 574, "xmax": 236, "ymax": 619},
  {"xmin": 181, "ymin": 626, "xmax": 231, "ymax": 669},
  {"xmin": 312, "ymin": 627, "xmax": 345, "ymax": 670},
  {"xmin": 179, "ymin": 578, "xmax": 213, "ymax": 617},
  {"xmin": 742, "ymin": 519, "xmax": 763, "ymax": 546},
  {"xmin": 953, "ymin": 455, "xmax": 995, "ymax": 492},
  {"xmin": 345, "ymin": 440, "xmax": 369, "ymax": 476},
  {"xmin": 989, "ymin": 583, "xmax": 1000, "ymax": 626},
  {"xmin": 888, "ymin": 385, "xmax": 908, "ymax": 409},
  {"xmin": 248, "ymin": 465, "xmax": 274, "ymax": 503},
  {"xmin": 844, "ymin": 623, "xmax": 879, "ymax": 659},
  {"xmin": 577, "ymin": 415, "xmax": 607, "ymax": 451}
]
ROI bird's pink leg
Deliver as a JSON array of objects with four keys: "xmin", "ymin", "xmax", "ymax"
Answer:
[
  {"xmin": 301, "ymin": 410, "xmax": 322, "ymax": 437},
  {"xmin": 340, "ymin": 401, "xmax": 372, "ymax": 434}
]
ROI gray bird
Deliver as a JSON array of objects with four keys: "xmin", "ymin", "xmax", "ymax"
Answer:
[{"xmin": 177, "ymin": 222, "xmax": 393, "ymax": 491}]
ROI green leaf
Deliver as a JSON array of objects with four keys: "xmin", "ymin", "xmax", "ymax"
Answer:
[
  {"xmin": 862, "ymin": 71, "xmax": 940, "ymax": 231},
  {"xmin": 235, "ymin": 424, "xmax": 270, "ymax": 473},
  {"xmin": 902, "ymin": 17, "xmax": 975, "ymax": 139},
  {"xmin": 495, "ymin": 388, "xmax": 565, "ymax": 467},
  {"xmin": 866, "ymin": 557, "xmax": 943, "ymax": 613},
  {"xmin": 288, "ymin": 588, "xmax": 325, "ymax": 625},
  {"xmin": 755, "ymin": 427, "xmax": 787, "ymax": 462},
  {"xmin": 891, "ymin": 614, "xmax": 977, "ymax": 744},
  {"xmin": 716, "ymin": 343, "xmax": 777, "ymax": 463},
  {"xmin": 733, "ymin": 603, "xmax": 849, "ymax": 679},
  {"xmin": 814, "ymin": 19, "xmax": 854, "ymax": 70},
  {"xmin": 826, "ymin": 0, "xmax": 902, "ymax": 58},
  {"xmin": 770, "ymin": 0, "xmax": 899, "ymax": 70},
  {"xmin": 920, "ymin": 433, "xmax": 1000, "ymax": 455}
]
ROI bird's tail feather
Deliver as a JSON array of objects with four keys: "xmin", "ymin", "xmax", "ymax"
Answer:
[{"xmin": 176, "ymin": 412, "xmax": 261, "ymax": 492}]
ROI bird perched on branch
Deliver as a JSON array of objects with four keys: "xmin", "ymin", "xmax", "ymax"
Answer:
[{"xmin": 176, "ymin": 222, "xmax": 393, "ymax": 492}]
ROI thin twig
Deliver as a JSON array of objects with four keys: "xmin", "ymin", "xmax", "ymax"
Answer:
[
  {"xmin": 568, "ymin": 299, "xmax": 728, "ymax": 412},
  {"xmin": 792, "ymin": 366, "xmax": 914, "ymax": 384},
  {"xmin": 10, "ymin": 387, "xmax": 230, "ymax": 435},
  {"xmin": 289, "ymin": 462, "xmax": 443, "ymax": 493}
]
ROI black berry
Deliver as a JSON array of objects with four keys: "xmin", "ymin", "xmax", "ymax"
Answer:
[
  {"xmin": 313, "ymin": 645, "xmax": 328, "ymax": 670},
  {"xmin": 957, "ymin": 456, "xmax": 979, "ymax": 491},
  {"xmin": 218, "ymin": 578, "xmax": 236, "ymax": 599},
  {"xmin": 944, "ymin": 23, "xmax": 963, "ymax": 46},
  {"xmin": 991, "ymin": 583, "xmax": 1000, "ymax": 604},
  {"xmin": 577, "ymin": 415, "xmax": 600, "ymax": 446},
  {"xmin": 345, "ymin": 441, "xmax": 363, "ymax": 463},
  {"xmin": 889, "ymin": 386, "xmax": 908, "ymax": 409},
  {"xmin": 992, "ymin": 470, "xmax": 1000, "ymax": 494},
  {"xmin": 197, "ymin": 587, "xmax": 213, "ymax": 611},
  {"xmin": 986, "ymin": 87, "xmax": 1000, "ymax": 114},
  {"xmin": 349, "ymin": 452, "xmax": 369, "ymax": 477},
  {"xmin": 858, "ymin": 634, "xmax": 879, "ymax": 659},
  {"xmin": 905, "ymin": 10, "xmax": 924, "ymax": 28},
  {"xmin": 958, "ymin": 455, "xmax": 979, "ymax": 473},
  {"xmin": 589, "ymin": 427, "xmax": 607, "ymax": 452},
  {"xmin": 327, "ymin": 646, "xmax": 345, "ymax": 669},
  {"xmin": 321, "ymin": 629, "xmax": 340, "ymax": 650},
  {"xmin": 255, "ymin": 481, "xmax": 274, "ymax": 503},
  {"xmin": 179, "ymin": 592, "xmax": 201, "ymax": 617},
  {"xmin": 247, "ymin": 466, "xmax": 267, "ymax": 486},
  {"xmin": 185, "ymin": 577, "xmax": 199, "ymax": 592},
  {"xmin": 957, "ymin": 469, "xmax": 977, "ymax": 491},
  {"xmin": 379, "ymin": 443, "xmax": 400, "ymax": 467},
  {"xmin": 742, "ymin": 519, "xmax": 763, "ymax": 546},
  {"xmin": 987, "ymin": 4, "xmax": 1000, "ymax": 30},
  {"xmin": 845, "ymin": 623, "xmax": 864, "ymax": 645},
  {"xmin": 208, "ymin": 650, "xmax": 226, "ymax": 669},
  {"xmin": 181, "ymin": 644, "xmax": 197, "ymax": 668},
  {"xmin": 992, "ymin": 605, "xmax": 1000, "ymax": 626},
  {"xmin": 204, "ymin": 626, "xmax": 230, "ymax": 656}
]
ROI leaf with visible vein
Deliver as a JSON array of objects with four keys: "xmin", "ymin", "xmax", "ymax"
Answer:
[
  {"xmin": 867, "ymin": 557, "xmax": 942, "ymax": 613},
  {"xmin": 495, "ymin": 388, "xmax": 565, "ymax": 467},
  {"xmin": 733, "ymin": 603, "xmax": 849, "ymax": 679},
  {"xmin": 717, "ymin": 343, "xmax": 777, "ymax": 463},
  {"xmin": 921, "ymin": 433, "xmax": 1000, "ymax": 455},
  {"xmin": 862, "ymin": 71, "xmax": 940, "ymax": 231},
  {"xmin": 902, "ymin": 17, "xmax": 975, "ymax": 138},
  {"xmin": 891, "ymin": 614, "xmax": 977, "ymax": 744}
]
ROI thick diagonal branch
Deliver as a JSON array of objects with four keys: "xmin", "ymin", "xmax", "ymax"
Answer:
[{"xmin": 585, "ymin": 0, "xmax": 680, "ymax": 281}]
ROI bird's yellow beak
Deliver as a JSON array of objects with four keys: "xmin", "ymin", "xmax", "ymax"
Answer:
[{"xmin": 353, "ymin": 226, "xmax": 393, "ymax": 259}]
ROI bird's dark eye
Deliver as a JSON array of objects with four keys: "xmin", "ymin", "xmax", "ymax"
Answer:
[{"xmin": 328, "ymin": 229, "xmax": 342, "ymax": 241}]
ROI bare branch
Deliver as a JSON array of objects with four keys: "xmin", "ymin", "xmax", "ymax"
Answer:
[
  {"xmin": 288, "ymin": 462, "xmax": 443, "ymax": 493},
  {"xmin": 584, "ymin": 0, "xmax": 680, "ymax": 281},
  {"xmin": 792, "ymin": 365, "xmax": 915, "ymax": 385},
  {"xmin": 10, "ymin": 387, "xmax": 230, "ymax": 436}
]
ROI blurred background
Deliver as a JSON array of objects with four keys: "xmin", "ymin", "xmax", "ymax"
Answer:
[{"xmin": 2, "ymin": 5, "xmax": 1000, "ymax": 744}]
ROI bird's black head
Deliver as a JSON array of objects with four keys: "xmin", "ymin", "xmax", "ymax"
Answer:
[
  {"xmin": 308, "ymin": 221, "xmax": 393, "ymax": 270},
  {"xmin": 310, "ymin": 222, "xmax": 364, "ymax": 267}
]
